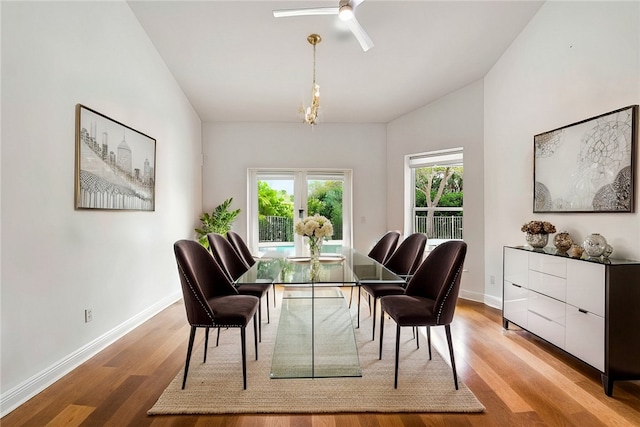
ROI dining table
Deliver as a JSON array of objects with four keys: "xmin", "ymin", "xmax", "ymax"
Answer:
[{"xmin": 234, "ymin": 247, "xmax": 405, "ymax": 379}]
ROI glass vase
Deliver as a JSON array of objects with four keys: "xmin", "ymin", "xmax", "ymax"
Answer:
[
  {"xmin": 309, "ymin": 237, "xmax": 323, "ymax": 281},
  {"xmin": 583, "ymin": 233, "xmax": 607, "ymax": 257},
  {"xmin": 526, "ymin": 233, "xmax": 548, "ymax": 249},
  {"xmin": 553, "ymin": 231, "xmax": 573, "ymax": 253}
]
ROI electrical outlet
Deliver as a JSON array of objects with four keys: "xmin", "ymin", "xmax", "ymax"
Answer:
[{"xmin": 84, "ymin": 309, "xmax": 93, "ymax": 323}]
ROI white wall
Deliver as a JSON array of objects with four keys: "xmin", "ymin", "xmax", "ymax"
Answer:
[
  {"xmin": 202, "ymin": 122, "xmax": 388, "ymax": 252},
  {"xmin": 1, "ymin": 1, "xmax": 202, "ymax": 413},
  {"xmin": 484, "ymin": 1, "xmax": 640, "ymax": 302},
  {"xmin": 386, "ymin": 80, "xmax": 485, "ymax": 303}
]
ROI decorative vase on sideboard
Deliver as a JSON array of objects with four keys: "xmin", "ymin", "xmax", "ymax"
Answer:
[
  {"xmin": 554, "ymin": 231, "xmax": 573, "ymax": 253},
  {"xmin": 526, "ymin": 233, "xmax": 548, "ymax": 248},
  {"xmin": 583, "ymin": 233, "xmax": 607, "ymax": 257}
]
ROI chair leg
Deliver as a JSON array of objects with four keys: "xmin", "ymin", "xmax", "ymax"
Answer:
[
  {"xmin": 254, "ymin": 312, "xmax": 259, "ymax": 360},
  {"xmin": 348, "ymin": 286, "xmax": 354, "ymax": 308},
  {"xmin": 394, "ymin": 323, "xmax": 401, "ymax": 389},
  {"xmin": 216, "ymin": 327, "xmax": 221, "ymax": 346},
  {"xmin": 182, "ymin": 326, "xmax": 197, "ymax": 389},
  {"xmin": 258, "ymin": 300, "xmax": 262, "ymax": 343},
  {"xmin": 204, "ymin": 327, "xmax": 210, "ymax": 363},
  {"xmin": 427, "ymin": 326, "xmax": 432, "ymax": 360},
  {"xmin": 416, "ymin": 327, "xmax": 420, "ymax": 349},
  {"xmin": 379, "ymin": 308, "xmax": 385, "ymax": 360},
  {"xmin": 445, "ymin": 324, "xmax": 458, "ymax": 390},
  {"xmin": 371, "ymin": 297, "xmax": 377, "ymax": 341},
  {"xmin": 241, "ymin": 326, "xmax": 247, "ymax": 390},
  {"xmin": 266, "ymin": 293, "xmax": 270, "ymax": 323}
]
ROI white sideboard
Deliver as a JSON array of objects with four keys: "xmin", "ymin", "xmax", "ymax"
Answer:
[{"xmin": 503, "ymin": 246, "xmax": 640, "ymax": 396}]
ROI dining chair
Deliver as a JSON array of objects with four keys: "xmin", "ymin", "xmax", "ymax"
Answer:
[
  {"xmin": 368, "ymin": 231, "xmax": 401, "ymax": 264},
  {"xmin": 227, "ymin": 230, "xmax": 256, "ymax": 268},
  {"xmin": 173, "ymin": 239, "xmax": 259, "ymax": 390},
  {"xmin": 348, "ymin": 231, "xmax": 400, "ymax": 308},
  {"xmin": 227, "ymin": 230, "xmax": 277, "ymax": 309},
  {"xmin": 208, "ymin": 233, "xmax": 272, "ymax": 342},
  {"xmin": 361, "ymin": 232, "xmax": 427, "ymax": 339},
  {"xmin": 378, "ymin": 240, "xmax": 467, "ymax": 389}
]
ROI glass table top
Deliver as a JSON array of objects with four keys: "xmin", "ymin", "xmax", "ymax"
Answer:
[{"xmin": 235, "ymin": 247, "xmax": 405, "ymax": 286}]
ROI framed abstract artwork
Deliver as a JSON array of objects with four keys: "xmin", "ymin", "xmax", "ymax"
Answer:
[
  {"xmin": 533, "ymin": 105, "xmax": 637, "ymax": 213},
  {"xmin": 75, "ymin": 104, "xmax": 156, "ymax": 211}
]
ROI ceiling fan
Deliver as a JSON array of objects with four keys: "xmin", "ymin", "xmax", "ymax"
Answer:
[{"xmin": 273, "ymin": 0, "xmax": 374, "ymax": 52}]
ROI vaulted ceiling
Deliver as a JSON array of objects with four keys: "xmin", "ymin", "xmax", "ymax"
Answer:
[{"xmin": 128, "ymin": 1, "xmax": 544, "ymax": 123}]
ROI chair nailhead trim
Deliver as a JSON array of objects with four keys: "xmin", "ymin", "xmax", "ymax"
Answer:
[{"xmin": 436, "ymin": 264, "xmax": 462, "ymax": 324}]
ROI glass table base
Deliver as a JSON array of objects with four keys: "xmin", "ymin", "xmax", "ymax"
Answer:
[{"xmin": 271, "ymin": 287, "xmax": 362, "ymax": 378}]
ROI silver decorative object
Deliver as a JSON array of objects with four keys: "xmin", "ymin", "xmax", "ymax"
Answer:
[
  {"xmin": 526, "ymin": 233, "xmax": 548, "ymax": 249},
  {"xmin": 583, "ymin": 233, "xmax": 608, "ymax": 257},
  {"xmin": 554, "ymin": 231, "xmax": 573, "ymax": 253},
  {"xmin": 603, "ymin": 244, "xmax": 614, "ymax": 258}
]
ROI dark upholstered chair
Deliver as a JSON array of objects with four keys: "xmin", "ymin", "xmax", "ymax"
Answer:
[
  {"xmin": 227, "ymin": 230, "xmax": 276, "ymax": 309},
  {"xmin": 349, "ymin": 231, "xmax": 400, "ymax": 308},
  {"xmin": 208, "ymin": 233, "xmax": 271, "ymax": 342},
  {"xmin": 379, "ymin": 240, "xmax": 467, "ymax": 389},
  {"xmin": 227, "ymin": 230, "xmax": 256, "ymax": 268},
  {"xmin": 173, "ymin": 239, "xmax": 259, "ymax": 389},
  {"xmin": 368, "ymin": 231, "xmax": 401, "ymax": 264},
  {"xmin": 362, "ymin": 233, "xmax": 427, "ymax": 339}
]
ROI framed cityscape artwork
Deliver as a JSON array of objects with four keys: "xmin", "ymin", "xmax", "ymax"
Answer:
[
  {"xmin": 75, "ymin": 104, "xmax": 156, "ymax": 211},
  {"xmin": 533, "ymin": 105, "xmax": 637, "ymax": 213}
]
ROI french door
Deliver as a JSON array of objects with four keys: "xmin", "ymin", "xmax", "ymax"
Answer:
[{"xmin": 247, "ymin": 169, "xmax": 352, "ymax": 256}]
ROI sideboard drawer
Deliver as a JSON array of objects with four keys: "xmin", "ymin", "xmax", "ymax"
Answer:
[
  {"xmin": 566, "ymin": 259, "xmax": 605, "ymax": 317},
  {"xmin": 504, "ymin": 247, "xmax": 529, "ymax": 286},
  {"xmin": 504, "ymin": 281, "xmax": 528, "ymax": 328},
  {"xmin": 529, "ymin": 251, "xmax": 566, "ymax": 278},
  {"xmin": 565, "ymin": 305, "xmax": 605, "ymax": 371},
  {"xmin": 528, "ymin": 309, "xmax": 565, "ymax": 349},
  {"xmin": 528, "ymin": 291, "xmax": 565, "ymax": 326},
  {"xmin": 529, "ymin": 270, "xmax": 566, "ymax": 301}
]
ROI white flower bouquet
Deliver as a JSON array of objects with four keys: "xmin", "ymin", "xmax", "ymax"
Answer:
[{"xmin": 295, "ymin": 214, "xmax": 334, "ymax": 240}]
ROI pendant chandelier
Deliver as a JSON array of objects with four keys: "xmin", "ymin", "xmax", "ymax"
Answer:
[{"xmin": 301, "ymin": 34, "xmax": 321, "ymax": 126}]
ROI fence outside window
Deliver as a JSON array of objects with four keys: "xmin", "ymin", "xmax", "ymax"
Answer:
[
  {"xmin": 259, "ymin": 216, "xmax": 343, "ymax": 243},
  {"xmin": 413, "ymin": 207, "xmax": 463, "ymax": 240}
]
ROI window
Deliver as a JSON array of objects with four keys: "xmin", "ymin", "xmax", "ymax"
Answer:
[
  {"xmin": 247, "ymin": 169, "xmax": 352, "ymax": 256},
  {"xmin": 405, "ymin": 148, "xmax": 463, "ymax": 246}
]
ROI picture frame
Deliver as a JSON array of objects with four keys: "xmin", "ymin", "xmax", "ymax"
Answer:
[
  {"xmin": 75, "ymin": 104, "xmax": 156, "ymax": 211},
  {"xmin": 533, "ymin": 105, "xmax": 637, "ymax": 213}
]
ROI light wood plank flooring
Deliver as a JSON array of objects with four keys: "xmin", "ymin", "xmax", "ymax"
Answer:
[{"xmin": 2, "ymin": 291, "xmax": 639, "ymax": 426}]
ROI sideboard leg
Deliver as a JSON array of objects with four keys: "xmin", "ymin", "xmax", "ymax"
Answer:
[
  {"xmin": 502, "ymin": 318, "xmax": 509, "ymax": 329},
  {"xmin": 601, "ymin": 374, "xmax": 614, "ymax": 396}
]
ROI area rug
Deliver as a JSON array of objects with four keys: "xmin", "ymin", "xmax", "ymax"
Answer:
[{"xmin": 148, "ymin": 290, "xmax": 485, "ymax": 415}]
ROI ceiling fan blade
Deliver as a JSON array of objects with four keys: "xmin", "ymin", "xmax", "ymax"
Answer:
[
  {"xmin": 346, "ymin": 16, "xmax": 374, "ymax": 51},
  {"xmin": 273, "ymin": 7, "xmax": 339, "ymax": 18}
]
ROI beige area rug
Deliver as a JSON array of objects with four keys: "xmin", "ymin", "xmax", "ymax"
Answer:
[{"xmin": 148, "ymin": 290, "xmax": 485, "ymax": 415}]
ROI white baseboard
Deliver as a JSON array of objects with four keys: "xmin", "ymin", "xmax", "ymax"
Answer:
[
  {"xmin": 483, "ymin": 294, "xmax": 502, "ymax": 310},
  {"xmin": 459, "ymin": 290, "xmax": 502, "ymax": 310},
  {"xmin": 458, "ymin": 289, "xmax": 485, "ymax": 304},
  {"xmin": 0, "ymin": 292, "xmax": 182, "ymax": 417}
]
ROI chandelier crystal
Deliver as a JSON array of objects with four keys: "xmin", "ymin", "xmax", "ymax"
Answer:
[{"xmin": 301, "ymin": 34, "xmax": 321, "ymax": 126}]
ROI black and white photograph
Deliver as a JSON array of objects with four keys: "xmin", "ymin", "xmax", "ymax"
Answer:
[
  {"xmin": 75, "ymin": 104, "xmax": 156, "ymax": 211},
  {"xmin": 533, "ymin": 105, "xmax": 637, "ymax": 213}
]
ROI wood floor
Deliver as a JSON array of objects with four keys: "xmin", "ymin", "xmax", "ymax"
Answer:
[{"xmin": 3, "ymin": 291, "xmax": 640, "ymax": 427}]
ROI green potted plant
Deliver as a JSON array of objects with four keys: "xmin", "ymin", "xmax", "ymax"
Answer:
[{"xmin": 195, "ymin": 197, "xmax": 240, "ymax": 249}]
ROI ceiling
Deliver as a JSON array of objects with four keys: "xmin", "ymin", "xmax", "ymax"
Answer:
[{"xmin": 127, "ymin": 0, "xmax": 544, "ymax": 124}]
